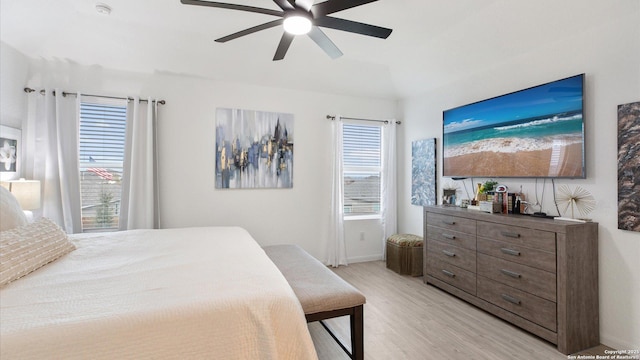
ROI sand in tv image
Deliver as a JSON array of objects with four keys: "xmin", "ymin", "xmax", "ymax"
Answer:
[
  {"xmin": 216, "ymin": 108, "xmax": 293, "ymax": 189},
  {"xmin": 443, "ymin": 75, "xmax": 584, "ymax": 178}
]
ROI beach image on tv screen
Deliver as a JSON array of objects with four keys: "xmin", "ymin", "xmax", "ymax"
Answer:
[{"xmin": 443, "ymin": 75, "xmax": 584, "ymax": 178}]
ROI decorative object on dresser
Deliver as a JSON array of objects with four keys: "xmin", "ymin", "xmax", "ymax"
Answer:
[
  {"xmin": 423, "ymin": 205, "xmax": 599, "ymax": 354},
  {"xmin": 442, "ymin": 180, "xmax": 458, "ymax": 205},
  {"xmin": 411, "ymin": 138, "xmax": 436, "ymax": 207},
  {"xmin": 555, "ymin": 185, "xmax": 595, "ymax": 222},
  {"xmin": 617, "ymin": 100, "xmax": 640, "ymax": 232}
]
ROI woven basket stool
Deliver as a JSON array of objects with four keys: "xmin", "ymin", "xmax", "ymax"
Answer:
[{"xmin": 386, "ymin": 234, "xmax": 423, "ymax": 276}]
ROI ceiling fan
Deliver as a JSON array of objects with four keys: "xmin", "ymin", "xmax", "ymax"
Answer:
[{"xmin": 180, "ymin": 0, "xmax": 393, "ymax": 61}]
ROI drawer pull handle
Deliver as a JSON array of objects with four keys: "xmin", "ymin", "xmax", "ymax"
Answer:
[
  {"xmin": 501, "ymin": 294, "xmax": 521, "ymax": 305},
  {"xmin": 500, "ymin": 269, "xmax": 522, "ymax": 278},
  {"xmin": 442, "ymin": 250, "xmax": 456, "ymax": 257},
  {"xmin": 443, "ymin": 220, "xmax": 456, "ymax": 225},
  {"xmin": 442, "ymin": 269, "xmax": 456, "ymax": 278},
  {"xmin": 442, "ymin": 233, "xmax": 456, "ymax": 240},
  {"xmin": 500, "ymin": 231, "xmax": 521, "ymax": 238},
  {"xmin": 500, "ymin": 248, "xmax": 521, "ymax": 256}
]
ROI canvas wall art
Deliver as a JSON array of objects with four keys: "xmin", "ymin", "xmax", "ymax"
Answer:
[
  {"xmin": 0, "ymin": 125, "xmax": 21, "ymax": 181},
  {"xmin": 215, "ymin": 108, "xmax": 293, "ymax": 189},
  {"xmin": 411, "ymin": 138, "xmax": 436, "ymax": 206},
  {"xmin": 618, "ymin": 101, "xmax": 640, "ymax": 232}
]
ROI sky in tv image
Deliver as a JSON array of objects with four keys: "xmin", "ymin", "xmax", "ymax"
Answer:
[
  {"xmin": 444, "ymin": 74, "xmax": 583, "ymax": 135},
  {"xmin": 442, "ymin": 74, "xmax": 585, "ymax": 178}
]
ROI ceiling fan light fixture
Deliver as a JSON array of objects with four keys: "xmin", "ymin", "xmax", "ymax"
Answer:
[{"xmin": 283, "ymin": 13, "xmax": 312, "ymax": 35}]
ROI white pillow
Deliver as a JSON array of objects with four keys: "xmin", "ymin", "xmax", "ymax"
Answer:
[
  {"xmin": 0, "ymin": 185, "xmax": 28, "ymax": 231},
  {"xmin": 0, "ymin": 217, "xmax": 76, "ymax": 287}
]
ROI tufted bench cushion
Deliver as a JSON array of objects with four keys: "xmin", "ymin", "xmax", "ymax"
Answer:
[{"xmin": 386, "ymin": 234, "xmax": 423, "ymax": 276}]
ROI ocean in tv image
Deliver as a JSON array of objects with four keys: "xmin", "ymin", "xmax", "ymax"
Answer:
[{"xmin": 443, "ymin": 75, "xmax": 585, "ymax": 178}]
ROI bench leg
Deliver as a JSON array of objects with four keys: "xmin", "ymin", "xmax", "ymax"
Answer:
[
  {"xmin": 351, "ymin": 305, "xmax": 364, "ymax": 360},
  {"xmin": 309, "ymin": 306, "xmax": 364, "ymax": 360}
]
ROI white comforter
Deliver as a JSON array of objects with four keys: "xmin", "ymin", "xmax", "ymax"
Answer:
[{"xmin": 0, "ymin": 226, "xmax": 318, "ymax": 360}]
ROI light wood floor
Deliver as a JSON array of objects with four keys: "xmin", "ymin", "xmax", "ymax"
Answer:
[{"xmin": 308, "ymin": 261, "xmax": 611, "ymax": 360}]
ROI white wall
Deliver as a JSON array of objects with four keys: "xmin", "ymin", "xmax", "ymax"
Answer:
[
  {"xmin": 397, "ymin": 2, "xmax": 640, "ymax": 351},
  {"xmin": 0, "ymin": 43, "xmax": 30, "ymax": 181},
  {"xmin": 0, "ymin": 43, "xmax": 30, "ymax": 130},
  {"xmin": 12, "ymin": 53, "xmax": 396, "ymax": 263}
]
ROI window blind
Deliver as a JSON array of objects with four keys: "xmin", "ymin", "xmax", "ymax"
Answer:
[
  {"xmin": 79, "ymin": 102, "xmax": 127, "ymax": 231},
  {"xmin": 342, "ymin": 123, "xmax": 382, "ymax": 215}
]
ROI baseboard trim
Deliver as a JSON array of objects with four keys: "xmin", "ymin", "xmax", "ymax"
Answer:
[
  {"xmin": 347, "ymin": 254, "xmax": 383, "ymax": 263},
  {"xmin": 600, "ymin": 334, "xmax": 638, "ymax": 352}
]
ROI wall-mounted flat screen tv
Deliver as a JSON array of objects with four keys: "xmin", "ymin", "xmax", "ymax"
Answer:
[{"xmin": 442, "ymin": 74, "xmax": 585, "ymax": 178}]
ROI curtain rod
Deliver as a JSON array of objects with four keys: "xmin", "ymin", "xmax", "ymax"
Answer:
[
  {"xmin": 24, "ymin": 87, "xmax": 166, "ymax": 105},
  {"xmin": 326, "ymin": 115, "xmax": 401, "ymax": 125}
]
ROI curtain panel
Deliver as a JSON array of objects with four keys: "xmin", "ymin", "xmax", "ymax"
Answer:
[
  {"xmin": 381, "ymin": 121, "xmax": 398, "ymax": 259},
  {"xmin": 24, "ymin": 90, "xmax": 82, "ymax": 233},
  {"xmin": 120, "ymin": 97, "xmax": 160, "ymax": 230},
  {"xmin": 326, "ymin": 117, "xmax": 348, "ymax": 267}
]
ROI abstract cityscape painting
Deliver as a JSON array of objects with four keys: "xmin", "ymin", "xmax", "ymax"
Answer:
[
  {"xmin": 215, "ymin": 108, "xmax": 293, "ymax": 189},
  {"xmin": 618, "ymin": 101, "xmax": 640, "ymax": 232},
  {"xmin": 411, "ymin": 138, "xmax": 436, "ymax": 206}
]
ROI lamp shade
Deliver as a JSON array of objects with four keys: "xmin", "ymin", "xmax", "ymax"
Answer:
[{"xmin": 1, "ymin": 179, "xmax": 41, "ymax": 210}]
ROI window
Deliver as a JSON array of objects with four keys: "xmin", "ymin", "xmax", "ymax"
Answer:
[
  {"xmin": 342, "ymin": 123, "xmax": 382, "ymax": 216},
  {"xmin": 79, "ymin": 101, "xmax": 127, "ymax": 231}
]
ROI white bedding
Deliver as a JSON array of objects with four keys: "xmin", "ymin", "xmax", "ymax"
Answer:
[{"xmin": 0, "ymin": 226, "xmax": 318, "ymax": 360}]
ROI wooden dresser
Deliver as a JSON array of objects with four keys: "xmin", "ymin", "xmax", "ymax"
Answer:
[{"xmin": 423, "ymin": 206, "xmax": 599, "ymax": 354}]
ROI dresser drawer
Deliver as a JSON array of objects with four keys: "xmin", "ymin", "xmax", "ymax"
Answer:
[
  {"xmin": 477, "ymin": 253, "xmax": 556, "ymax": 302},
  {"xmin": 477, "ymin": 222, "xmax": 555, "ymax": 252},
  {"xmin": 427, "ymin": 225, "xmax": 476, "ymax": 250},
  {"xmin": 477, "ymin": 238, "xmax": 556, "ymax": 273},
  {"xmin": 477, "ymin": 276, "xmax": 557, "ymax": 331},
  {"xmin": 427, "ymin": 213, "xmax": 476, "ymax": 235},
  {"xmin": 427, "ymin": 258, "xmax": 476, "ymax": 295},
  {"xmin": 428, "ymin": 240, "xmax": 476, "ymax": 273}
]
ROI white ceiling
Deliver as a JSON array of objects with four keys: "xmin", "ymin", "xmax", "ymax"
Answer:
[{"xmin": 0, "ymin": 0, "xmax": 623, "ymax": 99}]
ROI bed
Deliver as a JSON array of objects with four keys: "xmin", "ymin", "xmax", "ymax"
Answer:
[{"xmin": 0, "ymin": 188, "xmax": 318, "ymax": 359}]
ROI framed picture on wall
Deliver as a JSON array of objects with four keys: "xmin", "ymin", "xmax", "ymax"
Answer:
[
  {"xmin": 0, "ymin": 125, "xmax": 21, "ymax": 180},
  {"xmin": 411, "ymin": 138, "xmax": 436, "ymax": 206},
  {"xmin": 618, "ymin": 101, "xmax": 640, "ymax": 232},
  {"xmin": 215, "ymin": 108, "xmax": 294, "ymax": 189}
]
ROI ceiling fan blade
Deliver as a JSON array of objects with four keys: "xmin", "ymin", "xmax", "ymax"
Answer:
[
  {"xmin": 272, "ymin": 0, "xmax": 294, "ymax": 10},
  {"xmin": 273, "ymin": 33, "xmax": 295, "ymax": 61},
  {"xmin": 315, "ymin": 16, "xmax": 392, "ymax": 39},
  {"xmin": 311, "ymin": 0, "xmax": 379, "ymax": 18},
  {"xmin": 181, "ymin": 0, "xmax": 283, "ymax": 17},
  {"xmin": 295, "ymin": 0, "xmax": 314, "ymax": 12},
  {"xmin": 216, "ymin": 19, "xmax": 284, "ymax": 43},
  {"xmin": 308, "ymin": 27, "xmax": 343, "ymax": 59}
]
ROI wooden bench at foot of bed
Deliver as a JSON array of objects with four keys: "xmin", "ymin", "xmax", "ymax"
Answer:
[{"xmin": 263, "ymin": 245, "xmax": 366, "ymax": 360}]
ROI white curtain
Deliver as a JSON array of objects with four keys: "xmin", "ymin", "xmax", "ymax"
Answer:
[
  {"xmin": 119, "ymin": 97, "xmax": 159, "ymax": 230},
  {"xmin": 326, "ymin": 117, "xmax": 347, "ymax": 267},
  {"xmin": 381, "ymin": 121, "xmax": 398, "ymax": 259},
  {"xmin": 24, "ymin": 90, "xmax": 82, "ymax": 233}
]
